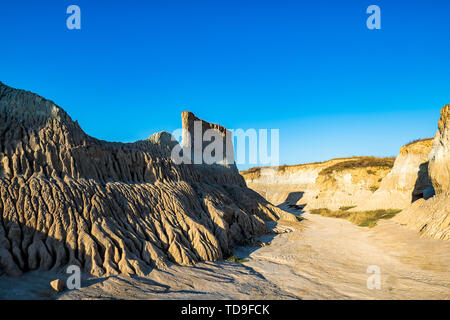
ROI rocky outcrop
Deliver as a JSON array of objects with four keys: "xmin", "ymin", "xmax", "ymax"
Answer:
[
  {"xmin": 242, "ymin": 138, "xmax": 436, "ymax": 213},
  {"xmin": 181, "ymin": 111, "xmax": 234, "ymax": 166},
  {"xmin": 389, "ymin": 139, "xmax": 434, "ymax": 201},
  {"xmin": 241, "ymin": 157, "xmax": 395, "ymax": 210},
  {"xmin": 243, "ymin": 104, "xmax": 449, "ymax": 240},
  {"xmin": 394, "ymin": 105, "xmax": 450, "ymax": 240},
  {"xmin": 428, "ymin": 105, "xmax": 450, "ymax": 194},
  {"xmin": 0, "ymin": 82, "xmax": 293, "ymax": 277},
  {"xmin": 354, "ymin": 138, "xmax": 434, "ymax": 210}
]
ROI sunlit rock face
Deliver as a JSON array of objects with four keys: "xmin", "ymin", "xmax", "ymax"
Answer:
[
  {"xmin": 429, "ymin": 104, "xmax": 450, "ymax": 194},
  {"xmin": 0, "ymin": 82, "xmax": 293, "ymax": 277},
  {"xmin": 241, "ymin": 157, "xmax": 395, "ymax": 211},
  {"xmin": 355, "ymin": 138, "xmax": 434, "ymax": 211},
  {"xmin": 241, "ymin": 104, "xmax": 449, "ymax": 241},
  {"xmin": 394, "ymin": 105, "xmax": 450, "ymax": 241}
]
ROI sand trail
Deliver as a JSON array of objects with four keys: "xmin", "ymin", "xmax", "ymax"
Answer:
[
  {"xmin": 234, "ymin": 210, "xmax": 450, "ymax": 299},
  {"xmin": 1, "ymin": 210, "xmax": 448, "ymax": 300}
]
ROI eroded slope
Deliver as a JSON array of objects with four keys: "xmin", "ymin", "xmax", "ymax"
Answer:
[
  {"xmin": 241, "ymin": 157, "xmax": 394, "ymax": 210},
  {"xmin": 394, "ymin": 105, "xmax": 450, "ymax": 240},
  {"xmin": 0, "ymin": 82, "xmax": 293, "ymax": 277}
]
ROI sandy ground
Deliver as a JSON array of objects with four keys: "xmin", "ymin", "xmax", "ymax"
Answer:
[
  {"xmin": 1, "ymin": 209, "xmax": 449, "ymax": 300},
  {"xmin": 234, "ymin": 207, "xmax": 450, "ymax": 299},
  {"xmin": 0, "ymin": 261, "xmax": 295, "ymax": 300}
]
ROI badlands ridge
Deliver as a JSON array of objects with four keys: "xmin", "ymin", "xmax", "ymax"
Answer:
[
  {"xmin": 0, "ymin": 82, "xmax": 294, "ymax": 277},
  {"xmin": 0, "ymin": 80, "xmax": 449, "ymax": 290},
  {"xmin": 242, "ymin": 105, "xmax": 450, "ymax": 240}
]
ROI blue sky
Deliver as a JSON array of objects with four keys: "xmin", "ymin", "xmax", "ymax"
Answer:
[{"xmin": 1, "ymin": 0, "xmax": 449, "ymax": 170}]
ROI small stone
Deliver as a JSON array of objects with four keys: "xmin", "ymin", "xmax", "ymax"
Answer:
[{"xmin": 50, "ymin": 279, "xmax": 65, "ymax": 293}]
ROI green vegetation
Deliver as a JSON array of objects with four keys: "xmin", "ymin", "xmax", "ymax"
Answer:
[
  {"xmin": 339, "ymin": 205, "xmax": 356, "ymax": 211},
  {"xmin": 241, "ymin": 166, "xmax": 263, "ymax": 175},
  {"xmin": 369, "ymin": 185, "xmax": 379, "ymax": 192},
  {"xmin": 226, "ymin": 254, "xmax": 249, "ymax": 263},
  {"xmin": 319, "ymin": 157, "xmax": 395, "ymax": 177},
  {"xmin": 310, "ymin": 208, "xmax": 402, "ymax": 228},
  {"xmin": 241, "ymin": 156, "xmax": 396, "ymax": 179},
  {"xmin": 404, "ymin": 137, "xmax": 433, "ymax": 147}
]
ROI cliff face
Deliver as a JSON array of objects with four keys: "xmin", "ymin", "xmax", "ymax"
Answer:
[
  {"xmin": 384, "ymin": 139, "xmax": 434, "ymax": 199},
  {"xmin": 241, "ymin": 157, "xmax": 394, "ymax": 210},
  {"xmin": 428, "ymin": 105, "xmax": 450, "ymax": 194},
  {"xmin": 0, "ymin": 82, "xmax": 293, "ymax": 277},
  {"xmin": 394, "ymin": 105, "xmax": 450, "ymax": 240},
  {"xmin": 181, "ymin": 111, "xmax": 235, "ymax": 166},
  {"xmin": 242, "ymin": 140, "xmax": 435, "ymax": 212},
  {"xmin": 241, "ymin": 104, "xmax": 449, "ymax": 240},
  {"xmin": 355, "ymin": 138, "xmax": 434, "ymax": 210}
]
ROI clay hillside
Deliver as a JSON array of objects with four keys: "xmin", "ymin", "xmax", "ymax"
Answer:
[
  {"xmin": 0, "ymin": 82, "xmax": 294, "ymax": 277},
  {"xmin": 242, "ymin": 156, "xmax": 396, "ymax": 210},
  {"xmin": 394, "ymin": 105, "xmax": 450, "ymax": 240},
  {"xmin": 241, "ymin": 105, "xmax": 450, "ymax": 240}
]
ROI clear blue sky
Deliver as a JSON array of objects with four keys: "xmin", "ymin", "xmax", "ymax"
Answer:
[{"xmin": 1, "ymin": 0, "xmax": 449, "ymax": 170}]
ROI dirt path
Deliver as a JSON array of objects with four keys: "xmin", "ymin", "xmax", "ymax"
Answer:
[{"xmin": 234, "ymin": 210, "xmax": 450, "ymax": 299}]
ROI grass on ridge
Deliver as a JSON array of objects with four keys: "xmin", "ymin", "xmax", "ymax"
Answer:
[
  {"xmin": 240, "ymin": 156, "xmax": 395, "ymax": 178},
  {"xmin": 404, "ymin": 137, "xmax": 433, "ymax": 147},
  {"xmin": 310, "ymin": 208, "xmax": 402, "ymax": 228},
  {"xmin": 339, "ymin": 206, "xmax": 357, "ymax": 211},
  {"xmin": 226, "ymin": 254, "xmax": 249, "ymax": 263},
  {"xmin": 319, "ymin": 157, "xmax": 395, "ymax": 177}
]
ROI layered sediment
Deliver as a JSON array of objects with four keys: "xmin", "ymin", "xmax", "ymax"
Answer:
[
  {"xmin": 355, "ymin": 138, "xmax": 434, "ymax": 210},
  {"xmin": 241, "ymin": 157, "xmax": 395, "ymax": 210},
  {"xmin": 242, "ymin": 104, "xmax": 449, "ymax": 241}
]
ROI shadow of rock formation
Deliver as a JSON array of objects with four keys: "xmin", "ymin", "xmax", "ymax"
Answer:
[
  {"xmin": 412, "ymin": 162, "xmax": 435, "ymax": 202},
  {"xmin": 279, "ymin": 192, "xmax": 305, "ymax": 211}
]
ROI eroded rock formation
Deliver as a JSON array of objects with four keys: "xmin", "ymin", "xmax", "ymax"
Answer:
[
  {"xmin": 0, "ymin": 82, "xmax": 293, "ymax": 277},
  {"xmin": 241, "ymin": 157, "xmax": 395, "ymax": 210},
  {"xmin": 394, "ymin": 105, "xmax": 450, "ymax": 240},
  {"xmin": 429, "ymin": 105, "xmax": 450, "ymax": 193},
  {"xmin": 242, "ymin": 138, "xmax": 436, "ymax": 212},
  {"xmin": 355, "ymin": 138, "xmax": 434, "ymax": 210},
  {"xmin": 241, "ymin": 103, "xmax": 449, "ymax": 240},
  {"xmin": 181, "ymin": 111, "xmax": 234, "ymax": 166}
]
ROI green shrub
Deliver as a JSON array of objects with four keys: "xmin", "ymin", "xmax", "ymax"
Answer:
[
  {"xmin": 339, "ymin": 206, "xmax": 356, "ymax": 211},
  {"xmin": 319, "ymin": 157, "xmax": 395, "ymax": 177},
  {"xmin": 310, "ymin": 208, "xmax": 402, "ymax": 228},
  {"xmin": 226, "ymin": 255, "xmax": 249, "ymax": 263}
]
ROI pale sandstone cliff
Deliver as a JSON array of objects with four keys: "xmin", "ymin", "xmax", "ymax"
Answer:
[
  {"xmin": 429, "ymin": 105, "xmax": 450, "ymax": 193},
  {"xmin": 241, "ymin": 157, "xmax": 394, "ymax": 210},
  {"xmin": 354, "ymin": 138, "xmax": 434, "ymax": 211},
  {"xmin": 242, "ymin": 104, "xmax": 449, "ymax": 240},
  {"xmin": 181, "ymin": 111, "xmax": 234, "ymax": 166},
  {"xmin": 394, "ymin": 105, "xmax": 450, "ymax": 240},
  {"xmin": 242, "ymin": 139, "xmax": 434, "ymax": 212},
  {"xmin": 0, "ymin": 82, "xmax": 293, "ymax": 277}
]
